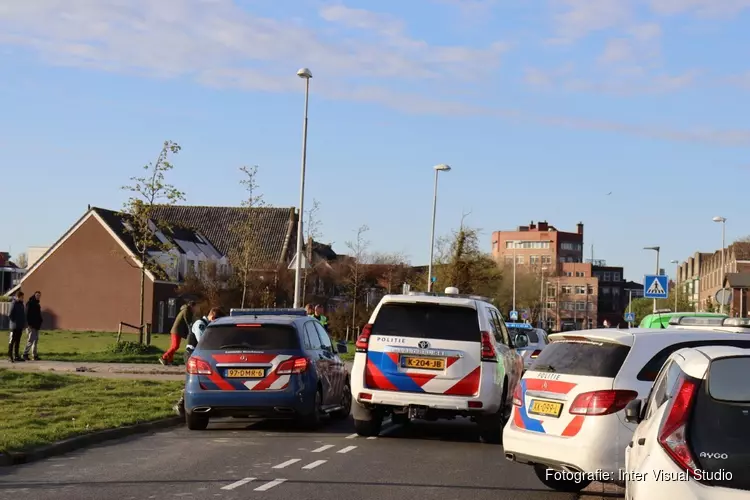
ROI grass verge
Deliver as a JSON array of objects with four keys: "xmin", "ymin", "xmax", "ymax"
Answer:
[
  {"xmin": 32, "ymin": 330, "xmax": 178, "ymax": 364},
  {"xmin": 0, "ymin": 369, "xmax": 182, "ymax": 454}
]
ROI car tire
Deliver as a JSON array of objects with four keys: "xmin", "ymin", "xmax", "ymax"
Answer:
[
  {"xmin": 533, "ymin": 464, "xmax": 591, "ymax": 492},
  {"xmin": 186, "ymin": 412, "xmax": 209, "ymax": 431},
  {"xmin": 478, "ymin": 386, "xmax": 509, "ymax": 444},
  {"xmin": 354, "ymin": 414, "xmax": 383, "ymax": 437},
  {"xmin": 391, "ymin": 413, "xmax": 410, "ymax": 426},
  {"xmin": 300, "ymin": 389, "xmax": 323, "ymax": 429},
  {"xmin": 331, "ymin": 382, "xmax": 352, "ymax": 420}
]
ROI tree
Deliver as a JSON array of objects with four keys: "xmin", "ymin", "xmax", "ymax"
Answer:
[
  {"xmin": 302, "ymin": 198, "xmax": 322, "ymax": 304},
  {"xmin": 345, "ymin": 225, "xmax": 371, "ymax": 334},
  {"xmin": 369, "ymin": 252, "xmax": 411, "ymax": 293},
  {"xmin": 627, "ymin": 292, "xmax": 693, "ymax": 325},
  {"xmin": 121, "ymin": 140, "xmax": 185, "ymax": 343},
  {"xmin": 229, "ymin": 165, "xmax": 266, "ymax": 308},
  {"xmin": 14, "ymin": 252, "xmax": 28, "ymax": 269}
]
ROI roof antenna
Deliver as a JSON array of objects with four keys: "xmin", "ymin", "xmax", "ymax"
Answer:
[{"xmin": 87, "ymin": 204, "xmax": 91, "ymax": 210}]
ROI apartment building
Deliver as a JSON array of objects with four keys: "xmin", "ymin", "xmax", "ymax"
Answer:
[
  {"xmin": 491, "ymin": 220, "xmax": 584, "ymax": 270},
  {"xmin": 676, "ymin": 252, "xmax": 711, "ymax": 311},
  {"xmin": 544, "ymin": 262, "xmax": 598, "ymax": 331}
]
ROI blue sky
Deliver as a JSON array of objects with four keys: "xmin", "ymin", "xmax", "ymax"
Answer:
[{"xmin": 2, "ymin": 0, "xmax": 750, "ymax": 283}]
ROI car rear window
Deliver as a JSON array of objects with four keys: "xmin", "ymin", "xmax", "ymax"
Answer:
[
  {"xmin": 508, "ymin": 328, "xmax": 539, "ymax": 343},
  {"xmin": 200, "ymin": 324, "xmax": 300, "ymax": 350},
  {"xmin": 688, "ymin": 357, "xmax": 750, "ymax": 491},
  {"xmin": 372, "ymin": 303, "xmax": 480, "ymax": 342},
  {"xmin": 637, "ymin": 339, "xmax": 750, "ymax": 381},
  {"xmin": 529, "ymin": 339, "xmax": 630, "ymax": 377}
]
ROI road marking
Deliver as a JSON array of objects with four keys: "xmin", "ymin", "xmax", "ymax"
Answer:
[
  {"xmin": 366, "ymin": 436, "xmax": 377, "ymax": 440},
  {"xmin": 302, "ymin": 460, "xmax": 327, "ymax": 470},
  {"xmin": 272, "ymin": 459, "xmax": 301, "ymax": 469},
  {"xmin": 337, "ymin": 445, "xmax": 357, "ymax": 454},
  {"xmin": 254, "ymin": 479, "xmax": 287, "ymax": 491},
  {"xmin": 345, "ymin": 433, "xmax": 358, "ymax": 439},
  {"xmin": 221, "ymin": 477, "xmax": 256, "ymax": 490},
  {"xmin": 312, "ymin": 444, "xmax": 335, "ymax": 453}
]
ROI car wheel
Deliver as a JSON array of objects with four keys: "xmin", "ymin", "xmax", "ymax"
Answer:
[
  {"xmin": 331, "ymin": 382, "xmax": 352, "ymax": 420},
  {"xmin": 533, "ymin": 464, "xmax": 591, "ymax": 492},
  {"xmin": 186, "ymin": 412, "xmax": 209, "ymax": 431},
  {"xmin": 300, "ymin": 389, "xmax": 323, "ymax": 429},
  {"xmin": 354, "ymin": 413, "xmax": 383, "ymax": 437}
]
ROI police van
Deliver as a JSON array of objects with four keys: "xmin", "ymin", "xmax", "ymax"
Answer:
[{"xmin": 350, "ymin": 288, "xmax": 524, "ymax": 443}]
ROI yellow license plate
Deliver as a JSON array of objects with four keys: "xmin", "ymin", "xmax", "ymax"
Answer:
[
  {"xmin": 529, "ymin": 399, "xmax": 563, "ymax": 417},
  {"xmin": 225, "ymin": 368, "xmax": 265, "ymax": 378},
  {"xmin": 403, "ymin": 357, "xmax": 446, "ymax": 370}
]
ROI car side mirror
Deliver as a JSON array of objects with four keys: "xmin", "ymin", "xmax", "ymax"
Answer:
[
  {"xmin": 625, "ymin": 399, "xmax": 643, "ymax": 424},
  {"xmin": 514, "ymin": 334, "xmax": 529, "ymax": 348},
  {"xmin": 337, "ymin": 342, "xmax": 348, "ymax": 354}
]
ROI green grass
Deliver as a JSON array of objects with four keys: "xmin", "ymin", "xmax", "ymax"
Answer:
[
  {"xmin": 33, "ymin": 330, "xmax": 179, "ymax": 364},
  {"xmin": 0, "ymin": 369, "xmax": 182, "ymax": 454}
]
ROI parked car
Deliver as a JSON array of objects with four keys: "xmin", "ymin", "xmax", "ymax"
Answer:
[
  {"xmin": 507, "ymin": 323, "xmax": 550, "ymax": 371},
  {"xmin": 502, "ymin": 328, "xmax": 750, "ymax": 492},
  {"xmin": 350, "ymin": 287, "xmax": 524, "ymax": 443},
  {"xmin": 183, "ymin": 308, "xmax": 350, "ymax": 430},
  {"xmin": 639, "ymin": 311, "xmax": 727, "ymax": 329},
  {"xmin": 624, "ymin": 345, "xmax": 749, "ymax": 499}
]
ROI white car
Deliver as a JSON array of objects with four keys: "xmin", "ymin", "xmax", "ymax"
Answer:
[
  {"xmin": 624, "ymin": 345, "xmax": 749, "ymax": 500},
  {"xmin": 502, "ymin": 328, "xmax": 750, "ymax": 493},
  {"xmin": 507, "ymin": 323, "xmax": 550, "ymax": 371},
  {"xmin": 350, "ymin": 287, "xmax": 524, "ymax": 443}
]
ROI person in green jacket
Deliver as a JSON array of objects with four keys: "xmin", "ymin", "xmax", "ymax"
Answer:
[
  {"xmin": 160, "ymin": 301, "xmax": 195, "ymax": 365},
  {"xmin": 313, "ymin": 304, "xmax": 329, "ymax": 332}
]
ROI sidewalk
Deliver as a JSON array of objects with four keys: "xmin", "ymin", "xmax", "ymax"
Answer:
[{"xmin": 0, "ymin": 360, "xmax": 185, "ymax": 380}]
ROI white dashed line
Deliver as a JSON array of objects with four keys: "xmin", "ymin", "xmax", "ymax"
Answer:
[
  {"xmin": 302, "ymin": 460, "xmax": 327, "ymax": 470},
  {"xmin": 311, "ymin": 444, "xmax": 335, "ymax": 453},
  {"xmin": 272, "ymin": 459, "xmax": 301, "ymax": 469},
  {"xmin": 254, "ymin": 479, "xmax": 287, "ymax": 491},
  {"xmin": 221, "ymin": 477, "xmax": 256, "ymax": 490},
  {"xmin": 345, "ymin": 433, "xmax": 358, "ymax": 439},
  {"xmin": 337, "ymin": 445, "xmax": 357, "ymax": 454},
  {"xmin": 366, "ymin": 436, "xmax": 377, "ymax": 440}
]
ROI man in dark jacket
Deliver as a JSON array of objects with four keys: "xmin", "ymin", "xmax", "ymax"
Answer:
[
  {"xmin": 160, "ymin": 301, "xmax": 194, "ymax": 365},
  {"xmin": 23, "ymin": 291, "xmax": 43, "ymax": 361},
  {"xmin": 7, "ymin": 291, "xmax": 26, "ymax": 362}
]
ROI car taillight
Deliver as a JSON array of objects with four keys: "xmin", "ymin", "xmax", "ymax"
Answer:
[
  {"xmin": 276, "ymin": 357, "xmax": 308, "ymax": 375},
  {"xmin": 481, "ymin": 331, "xmax": 497, "ymax": 361},
  {"xmin": 356, "ymin": 323, "xmax": 372, "ymax": 352},
  {"xmin": 186, "ymin": 357, "xmax": 212, "ymax": 375},
  {"xmin": 530, "ymin": 350, "xmax": 541, "ymax": 359},
  {"xmin": 512, "ymin": 384, "xmax": 523, "ymax": 406},
  {"xmin": 569, "ymin": 390, "xmax": 638, "ymax": 416},
  {"xmin": 658, "ymin": 374, "xmax": 700, "ymax": 477}
]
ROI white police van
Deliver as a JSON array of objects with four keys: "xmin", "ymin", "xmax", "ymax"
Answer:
[{"xmin": 349, "ymin": 288, "xmax": 524, "ymax": 443}]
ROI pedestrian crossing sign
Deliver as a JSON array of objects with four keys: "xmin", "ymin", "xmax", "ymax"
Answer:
[{"xmin": 643, "ymin": 274, "xmax": 669, "ymax": 299}]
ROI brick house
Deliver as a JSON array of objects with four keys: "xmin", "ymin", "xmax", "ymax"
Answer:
[{"xmin": 7, "ymin": 205, "xmax": 314, "ymax": 332}]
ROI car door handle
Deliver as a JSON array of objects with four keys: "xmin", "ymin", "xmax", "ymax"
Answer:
[{"xmin": 637, "ymin": 438, "xmax": 646, "ymax": 446}]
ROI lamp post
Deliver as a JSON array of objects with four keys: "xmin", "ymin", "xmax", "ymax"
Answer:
[
  {"xmin": 512, "ymin": 241, "xmax": 518, "ymax": 312},
  {"xmin": 670, "ymin": 259, "xmax": 679, "ymax": 312},
  {"xmin": 427, "ymin": 164, "xmax": 451, "ymax": 292},
  {"xmin": 644, "ymin": 246, "xmax": 660, "ymax": 313},
  {"xmin": 713, "ymin": 216, "xmax": 727, "ymax": 314},
  {"xmin": 292, "ymin": 67, "xmax": 312, "ymax": 309}
]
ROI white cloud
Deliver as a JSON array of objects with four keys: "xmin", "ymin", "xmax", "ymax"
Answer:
[
  {"xmin": 550, "ymin": 0, "xmax": 633, "ymax": 42},
  {"xmin": 649, "ymin": 0, "xmax": 750, "ymax": 16},
  {"xmin": 628, "ymin": 22, "xmax": 662, "ymax": 41},
  {"xmin": 599, "ymin": 38, "xmax": 635, "ymax": 63}
]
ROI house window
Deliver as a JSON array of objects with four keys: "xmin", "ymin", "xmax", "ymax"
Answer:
[
  {"xmin": 546, "ymin": 301, "xmax": 556, "ymax": 309},
  {"xmin": 516, "ymin": 255, "xmax": 524, "ymax": 264},
  {"xmin": 197, "ymin": 260, "xmax": 206, "ymax": 276},
  {"xmin": 186, "ymin": 259, "xmax": 195, "ymax": 276},
  {"xmin": 587, "ymin": 285, "xmax": 595, "ymax": 294},
  {"xmin": 588, "ymin": 302, "xmax": 596, "ymax": 311},
  {"xmin": 542, "ymin": 255, "xmax": 552, "ymax": 265},
  {"xmin": 576, "ymin": 301, "xmax": 586, "ymax": 311},
  {"xmin": 602, "ymin": 287, "xmax": 611, "ymax": 294},
  {"xmin": 603, "ymin": 272, "xmax": 611, "ymax": 281},
  {"xmin": 547, "ymin": 286, "xmax": 556, "ymax": 297},
  {"xmin": 563, "ymin": 301, "xmax": 574, "ymax": 310},
  {"xmin": 561, "ymin": 285, "xmax": 573, "ymax": 294},
  {"xmin": 575, "ymin": 286, "xmax": 586, "ymax": 294},
  {"xmin": 167, "ymin": 298, "xmax": 177, "ymax": 318},
  {"xmin": 576, "ymin": 271, "xmax": 585, "ymax": 277},
  {"xmin": 613, "ymin": 272, "xmax": 621, "ymax": 281},
  {"xmin": 530, "ymin": 255, "xmax": 539, "ymax": 265},
  {"xmin": 504, "ymin": 256, "xmax": 513, "ymax": 265},
  {"xmin": 594, "ymin": 272, "xmax": 602, "ymax": 280},
  {"xmin": 559, "ymin": 257, "xmax": 565, "ymax": 263}
]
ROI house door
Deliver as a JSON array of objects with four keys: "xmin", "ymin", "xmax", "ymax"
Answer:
[{"xmin": 158, "ymin": 301, "xmax": 165, "ymax": 333}]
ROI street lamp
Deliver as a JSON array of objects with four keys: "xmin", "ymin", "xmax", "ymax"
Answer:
[
  {"xmin": 293, "ymin": 67, "xmax": 312, "ymax": 309},
  {"xmin": 512, "ymin": 241, "xmax": 518, "ymax": 312},
  {"xmin": 427, "ymin": 164, "xmax": 451, "ymax": 292},
  {"xmin": 644, "ymin": 246, "xmax": 660, "ymax": 313},
  {"xmin": 670, "ymin": 259, "xmax": 679, "ymax": 312},
  {"xmin": 713, "ymin": 216, "xmax": 727, "ymax": 314}
]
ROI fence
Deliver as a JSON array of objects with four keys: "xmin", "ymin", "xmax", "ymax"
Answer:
[{"xmin": 0, "ymin": 301, "xmax": 9, "ymax": 329}]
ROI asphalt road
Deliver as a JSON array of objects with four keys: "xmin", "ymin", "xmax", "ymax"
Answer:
[{"xmin": 0, "ymin": 416, "xmax": 621, "ymax": 500}]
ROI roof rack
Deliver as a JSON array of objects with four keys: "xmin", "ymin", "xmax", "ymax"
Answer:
[
  {"xmin": 668, "ymin": 316, "xmax": 725, "ymax": 326},
  {"xmin": 505, "ymin": 322, "xmax": 532, "ymax": 329},
  {"xmin": 405, "ymin": 291, "xmax": 493, "ymax": 303},
  {"xmin": 229, "ymin": 308, "xmax": 307, "ymax": 317}
]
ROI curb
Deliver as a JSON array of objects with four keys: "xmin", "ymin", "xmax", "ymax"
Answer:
[{"xmin": 0, "ymin": 416, "xmax": 183, "ymax": 467}]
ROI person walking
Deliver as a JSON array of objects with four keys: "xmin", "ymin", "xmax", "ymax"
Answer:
[
  {"xmin": 313, "ymin": 304, "xmax": 329, "ymax": 332},
  {"xmin": 23, "ymin": 291, "xmax": 42, "ymax": 361},
  {"xmin": 7, "ymin": 291, "xmax": 25, "ymax": 362},
  {"xmin": 160, "ymin": 300, "xmax": 194, "ymax": 366}
]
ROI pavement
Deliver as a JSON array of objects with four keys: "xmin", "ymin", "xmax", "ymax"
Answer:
[
  {"xmin": 0, "ymin": 415, "xmax": 623, "ymax": 500},
  {"xmin": 0, "ymin": 359, "xmax": 185, "ymax": 380}
]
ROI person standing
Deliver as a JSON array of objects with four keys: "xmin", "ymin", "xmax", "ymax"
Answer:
[
  {"xmin": 7, "ymin": 291, "xmax": 25, "ymax": 362},
  {"xmin": 305, "ymin": 303, "xmax": 314, "ymax": 316},
  {"xmin": 313, "ymin": 304, "xmax": 329, "ymax": 332},
  {"xmin": 23, "ymin": 291, "xmax": 42, "ymax": 361},
  {"xmin": 160, "ymin": 300, "xmax": 194, "ymax": 366}
]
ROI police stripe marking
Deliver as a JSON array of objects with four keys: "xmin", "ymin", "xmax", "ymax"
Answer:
[
  {"xmin": 254, "ymin": 479, "xmax": 286, "ymax": 491},
  {"xmin": 302, "ymin": 460, "xmax": 327, "ymax": 469},
  {"xmin": 221, "ymin": 477, "xmax": 255, "ymax": 490},
  {"xmin": 337, "ymin": 445, "xmax": 357, "ymax": 454},
  {"xmin": 312, "ymin": 444, "xmax": 335, "ymax": 452},
  {"xmin": 272, "ymin": 459, "xmax": 301, "ymax": 469}
]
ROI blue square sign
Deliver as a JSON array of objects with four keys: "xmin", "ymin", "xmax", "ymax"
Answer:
[
  {"xmin": 643, "ymin": 274, "xmax": 669, "ymax": 299},
  {"xmin": 509, "ymin": 310, "xmax": 518, "ymax": 321},
  {"xmin": 624, "ymin": 312, "xmax": 635, "ymax": 323}
]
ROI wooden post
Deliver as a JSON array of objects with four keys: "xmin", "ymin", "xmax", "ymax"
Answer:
[
  {"xmin": 117, "ymin": 323, "xmax": 123, "ymax": 343},
  {"xmin": 145, "ymin": 323, "xmax": 152, "ymax": 345}
]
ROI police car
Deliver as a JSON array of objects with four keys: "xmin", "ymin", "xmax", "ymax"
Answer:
[
  {"xmin": 350, "ymin": 288, "xmax": 524, "ymax": 443},
  {"xmin": 183, "ymin": 308, "xmax": 350, "ymax": 430}
]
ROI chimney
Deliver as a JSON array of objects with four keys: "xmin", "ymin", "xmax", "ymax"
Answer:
[
  {"xmin": 538, "ymin": 220, "xmax": 548, "ymax": 231},
  {"xmin": 529, "ymin": 220, "xmax": 536, "ymax": 230},
  {"xmin": 577, "ymin": 222, "xmax": 584, "ymax": 235}
]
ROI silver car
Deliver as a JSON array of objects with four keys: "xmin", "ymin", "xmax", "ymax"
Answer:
[{"xmin": 508, "ymin": 323, "xmax": 550, "ymax": 371}]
